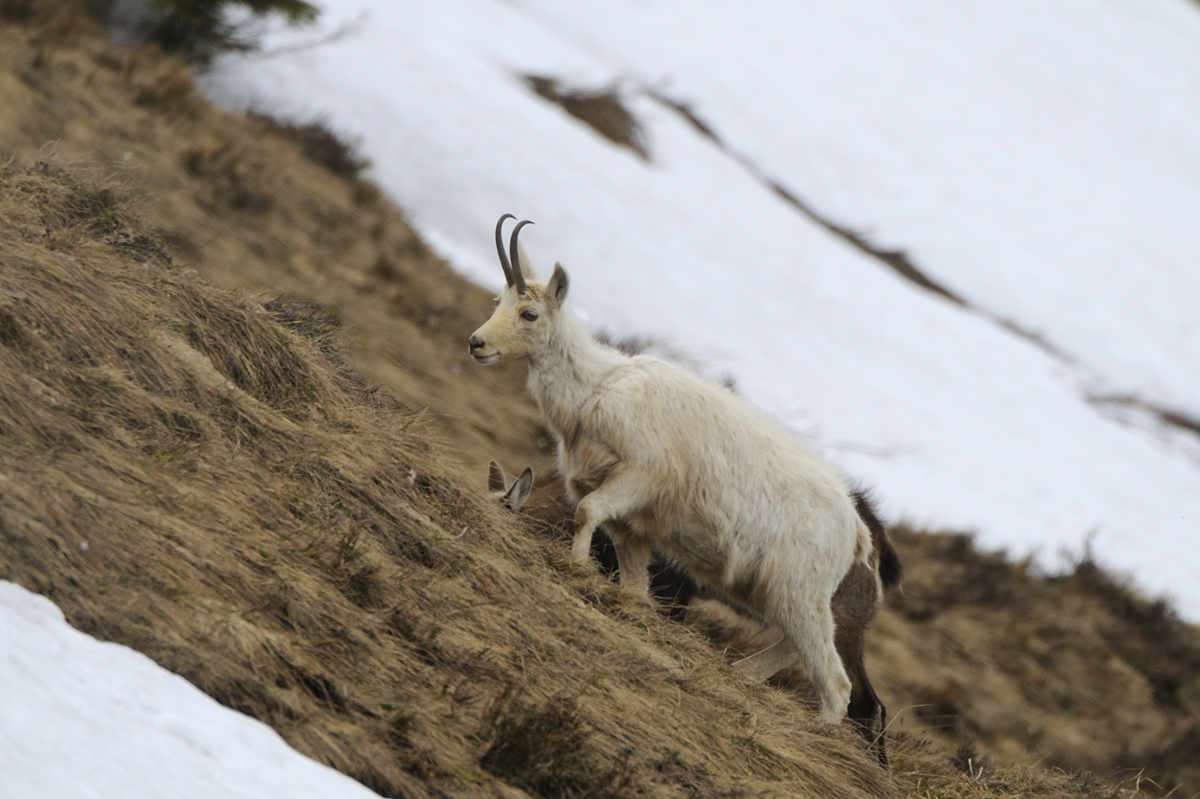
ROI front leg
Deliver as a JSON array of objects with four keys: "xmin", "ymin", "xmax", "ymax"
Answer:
[{"xmin": 571, "ymin": 466, "xmax": 653, "ymax": 571}]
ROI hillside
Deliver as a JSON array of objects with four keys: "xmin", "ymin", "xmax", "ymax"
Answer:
[
  {"xmin": 0, "ymin": 3, "xmax": 548, "ymax": 476},
  {"xmin": 1, "ymin": 6, "xmax": 1197, "ymax": 798},
  {"xmin": 0, "ymin": 160, "xmax": 903, "ymax": 797}
]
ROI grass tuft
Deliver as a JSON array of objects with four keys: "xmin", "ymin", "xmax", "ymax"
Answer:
[{"xmin": 479, "ymin": 686, "xmax": 633, "ymax": 798}]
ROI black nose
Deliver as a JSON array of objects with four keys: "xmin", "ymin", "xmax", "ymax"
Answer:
[{"xmin": 468, "ymin": 335, "xmax": 485, "ymax": 353}]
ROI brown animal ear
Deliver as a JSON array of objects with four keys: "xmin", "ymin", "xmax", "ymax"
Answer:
[
  {"xmin": 504, "ymin": 467, "xmax": 534, "ymax": 513},
  {"xmin": 488, "ymin": 460, "xmax": 507, "ymax": 493}
]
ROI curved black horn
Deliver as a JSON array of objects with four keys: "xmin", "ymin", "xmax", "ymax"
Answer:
[
  {"xmin": 495, "ymin": 214, "xmax": 516, "ymax": 287},
  {"xmin": 509, "ymin": 219, "xmax": 534, "ymax": 295}
]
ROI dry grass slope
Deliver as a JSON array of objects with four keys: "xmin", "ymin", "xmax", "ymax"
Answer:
[
  {"xmin": 0, "ymin": 161, "xmax": 893, "ymax": 798},
  {"xmin": 0, "ymin": 2, "xmax": 549, "ymax": 477},
  {"xmin": 0, "ymin": 154, "xmax": 1135, "ymax": 799},
  {"xmin": 872, "ymin": 529, "xmax": 1200, "ymax": 797}
]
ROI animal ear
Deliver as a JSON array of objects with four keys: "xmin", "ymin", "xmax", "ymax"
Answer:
[
  {"xmin": 488, "ymin": 459, "xmax": 507, "ymax": 493},
  {"xmin": 504, "ymin": 467, "xmax": 535, "ymax": 513},
  {"xmin": 546, "ymin": 263, "xmax": 569, "ymax": 308}
]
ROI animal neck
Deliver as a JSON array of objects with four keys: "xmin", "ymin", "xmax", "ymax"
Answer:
[{"xmin": 526, "ymin": 311, "xmax": 625, "ymax": 437}]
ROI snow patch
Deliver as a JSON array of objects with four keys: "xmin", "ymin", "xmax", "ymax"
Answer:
[{"xmin": 0, "ymin": 581, "xmax": 381, "ymax": 799}]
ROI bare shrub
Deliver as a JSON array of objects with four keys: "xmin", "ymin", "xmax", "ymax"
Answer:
[
  {"xmin": 248, "ymin": 111, "xmax": 370, "ymax": 181},
  {"xmin": 122, "ymin": 0, "xmax": 317, "ymax": 66},
  {"xmin": 525, "ymin": 75, "xmax": 648, "ymax": 160}
]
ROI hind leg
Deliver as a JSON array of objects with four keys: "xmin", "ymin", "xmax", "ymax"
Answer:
[
  {"xmin": 731, "ymin": 639, "xmax": 801, "ymax": 682},
  {"xmin": 874, "ymin": 702, "xmax": 889, "ymax": 769},
  {"xmin": 836, "ymin": 615, "xmax": 887, "ymax": 765},
  {"xmin": 612, "ymin": 536, "xmax": 653, "ymax": 599},
  {"xmin": 845, "ymin": 659, "xmax": 887, "ymax": 767},
  {"xmin": 780, "ymin": 603, "xmax": 851, "ymax": 725}
]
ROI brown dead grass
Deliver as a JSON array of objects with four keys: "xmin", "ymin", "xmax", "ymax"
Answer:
[
  {"xmin": 0, "ymin": 161, "xmax": 903, "ymax": 798},
  {"xmin": 244, "ymin": 109, "xmax": 370, "ymax": 181},
  {"xmin": 0, "ymin": 6, "xmax": 1190, "ymax": 799},
  {"xmin": 872, "ymin": 528, "xmax": 1200, "ymax": 797},
  {"xmin": 0, "ymin": 4, "xmax": 551, "ymax": 479}
]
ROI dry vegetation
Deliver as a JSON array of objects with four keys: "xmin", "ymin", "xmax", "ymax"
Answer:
[
  {"xmin": 0, "ymin": 2, "xmax": 549, "ymax": 475},
  {"xmin": 0, "ymin": 5, "xmax": 1197, "ymax": 798},
  {"xmin": 525, "ymin": 75, "xmax": 649, "ymax": 161},
  {"xmin": 0, "ymin": 160, "xmax": 905, "ymax": 798},
  {"xmin": 872, "ymin": 529, "xmax": 1200, "ymax": 796}
]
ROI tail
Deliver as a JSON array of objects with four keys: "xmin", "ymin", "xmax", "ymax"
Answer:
[
  {"xmin": 877, "ymin": 534, "xmax": 903, "ymax": 590},
  {"xmin": 851, "ymin": 488, "xmax": 903, "ymax": 590},
  {"xmin": 853, "ymin": 514, "xmax": 873, "ymax": 568}
]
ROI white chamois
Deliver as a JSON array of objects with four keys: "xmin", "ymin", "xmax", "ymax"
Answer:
[{"xmin": 468, "ymin": 215, "xmax": 872, "ymax": 724}]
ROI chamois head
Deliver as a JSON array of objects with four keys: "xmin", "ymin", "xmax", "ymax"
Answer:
[{"xmin": 468, "ymin": 215, "xmax": 570, "ymax": 365}]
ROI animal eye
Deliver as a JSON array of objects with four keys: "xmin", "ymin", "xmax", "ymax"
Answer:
[{"xmin": 521, "ymin": 309, "xmax": 539, "ymax": 322}]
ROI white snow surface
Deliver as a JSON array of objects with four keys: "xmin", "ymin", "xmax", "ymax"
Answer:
[
  {"xmin": 0, "ymin": 581, "xmax": 380, "ymax": 799},
  {"xmin": 203, "ymin": 0, "xmax": 1200, "ymax": 619}
]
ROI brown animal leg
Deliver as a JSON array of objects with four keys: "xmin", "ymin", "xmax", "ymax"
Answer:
[{"xmin": 838, "ymin": 630, "xmax": 888, "ymax": 768}]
